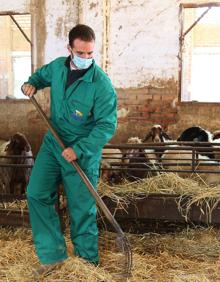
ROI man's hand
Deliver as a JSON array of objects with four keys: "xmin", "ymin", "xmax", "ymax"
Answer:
[
  {"xmin": 21, "ymin": 83, "xmax": 36, "ymax": 97},
  {"xmin": 62, "ymin": 147, "xmax": 78, "ymax": 162}
]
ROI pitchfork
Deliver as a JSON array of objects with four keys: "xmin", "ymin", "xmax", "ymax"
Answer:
[{"xmin": 28, "ymin": 95, "xmax": 132, "ymax": 280}]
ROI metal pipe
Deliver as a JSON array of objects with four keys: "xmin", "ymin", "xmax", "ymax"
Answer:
[
  {"xmin": 0, "ymin": 164, "xmax": 33, "ymax": 168},
  {"xmin": 100, "ymin": 167, "xmax": 220, "ymax": 174},
  {"xmin": 9, "ymin": 15, "xmax": 32, "ymax": 45},
  {"xmin": 104, "ymin": 143, "xmax": 220, "ymax": 148},
  {"xmin": 182, "ymin": 7, "xmax": 211, "ymax": 39},
  {"xmin": 0, "ymin": 155, "xmax": 34, "ymax": 159}
]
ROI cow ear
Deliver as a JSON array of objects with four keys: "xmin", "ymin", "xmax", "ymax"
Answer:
[{"xmin": 162, "ymin": 131, "xmax": 172, "ymax": 140}]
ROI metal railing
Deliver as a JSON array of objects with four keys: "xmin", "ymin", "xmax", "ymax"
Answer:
[{"xmin": 101, "ymin": 142, "xmax": 220, "ymax": 174}]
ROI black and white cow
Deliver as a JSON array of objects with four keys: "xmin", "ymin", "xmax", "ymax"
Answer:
[
  {"xmin": 177, "ymin": 126, "xmax": 213, "ymax": 143},
  {"xmin": 177, "ymin": 126, "xmax": 214, "ymax": 159}
]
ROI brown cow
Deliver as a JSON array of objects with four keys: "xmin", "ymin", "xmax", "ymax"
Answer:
[
  {"xmin": 5, "ymin": 133, "xmax": 34, "ymax": 194},
  {"xmin": 122, "ymin": 137, "xmax": 158, "ymax": 181}
]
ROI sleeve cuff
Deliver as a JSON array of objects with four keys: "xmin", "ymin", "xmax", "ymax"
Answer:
[
  {"xmin": 72, "ymin": 144, "xmax": 83, "ymax": 159},
  {"xmin": 27, "ymin": 78, "xmax": 39, "ymax": 89}
]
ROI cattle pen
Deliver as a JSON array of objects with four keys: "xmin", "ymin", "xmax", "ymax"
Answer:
[
  {"xmin": 1, "ymin": 141, "xmax": 220, "ymax": 232},
  {"xmin": 2, "ymin": 141, "xmax": 220, "ymax": 281}
]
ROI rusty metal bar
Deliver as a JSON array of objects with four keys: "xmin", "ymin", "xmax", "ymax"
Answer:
[
  {"xmin": 0, "ymin": 163, "xmax": 33, "ymax": 168},
  {"xmin": 3, "ymin": 194, "xmax": 220, "ymax": 231},
  {"xmin": 9, "ymin": 15, "xmax": 32, "ymax": 45},
  {"xmin": 100, "ymin": 168, "xmax": 220, "ymax": 174},
  {"xmin": 192, "ymin": 147, "xmax": 196, "ymax": 172},
  {"xmin": 0, "ymin": 155, "xmax": 34, "ymax": 158},
  {"xmin": 182, "ymin": 3, "xmax": 220, "ymax": 8},
  {"xmin": 182, "ymin": 7, "xmax": 211, "ymax": 39},
  {"xmin": 0, "ymin": 194, "xmax": 26, "ymax": 202},
  {"xmin": 0, "ymin": 209, "xmax": 29, "ymax": 227},
  {"xmin": 103, "ymin": 155, "xmax": 219, "ymax": 160},
  {"xmin": 104, "ymin": 143, "xmax": 220, "ymax": 148},
  {"xmin": 178, "ymin": 4, "xmax": 184, "ymax": 102},
  {"xmin": 100, "ymin": 194, "xmax": 220, "ymax": 227},
  {"xmin": 105, "ymin": 163, "xmax": 208, "ymax": 167}
]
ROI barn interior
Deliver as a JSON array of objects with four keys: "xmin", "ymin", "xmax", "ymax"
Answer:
[{"xmin": 1, "ymin": 1, "xmax": 220, "ymax": 281}]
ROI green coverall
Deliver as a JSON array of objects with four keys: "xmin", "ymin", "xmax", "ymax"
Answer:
[{"xmin": 26, "ymin": 57, "xmax": 117, "ymax": 265}]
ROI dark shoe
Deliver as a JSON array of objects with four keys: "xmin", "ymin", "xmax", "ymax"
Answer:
[{"xmin": 32, "ymin": 262, "xmax": 63, "ymax": 279}]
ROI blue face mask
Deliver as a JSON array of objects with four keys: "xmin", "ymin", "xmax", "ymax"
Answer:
[{"xmin": 72, "ymin": 54, "xmax": 93, "ymax": 70}]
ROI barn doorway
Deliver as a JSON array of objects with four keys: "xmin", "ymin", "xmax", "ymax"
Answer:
[
  {"xmin": 0, "ymin": 14, "xmax": 32, "ymax": 99},
  {"xmin": 180, "ymin": 5, "xmax": 220, "ymax": 102}
]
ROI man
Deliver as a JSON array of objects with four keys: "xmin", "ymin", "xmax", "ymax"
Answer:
[{"xmin": 22, "ymin": 24, "xmax": 117, "ymax": 277}]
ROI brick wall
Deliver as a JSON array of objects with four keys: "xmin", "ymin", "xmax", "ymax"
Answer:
[
  {"xmin": 169, "ymin": 102, "xmax": 220, "ymax": 139},
  {"xmin": 113, "ymin": 78, "xmax": 178, "ymax": 142},
  {"xmin": 113, "ymin": 84, "xmax": 220, "ymax": 143}
]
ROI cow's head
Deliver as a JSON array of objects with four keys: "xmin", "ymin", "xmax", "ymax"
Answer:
[
  {"xmin": 143, "ymin": 125, "xmax": 171, "ymax": 143},
  {"xmin": 5, "ymin": 133, "xmax": 31, "ymax": 155}
]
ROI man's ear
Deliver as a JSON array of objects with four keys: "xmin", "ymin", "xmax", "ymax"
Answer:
[{"xmin": 67, "ymin": 44, "xmax": 72, "ymax": 54}]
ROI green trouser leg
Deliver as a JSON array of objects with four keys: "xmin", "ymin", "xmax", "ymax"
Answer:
[
  {"xmin": 27, "ymin": 136, "xmax": 99, "ymax": 264},
  {"xmin": 27, "ymin": 141, "xmax": 68, "ymax": 264},
  {"xmin": 61, "ymin": 162, "xmax": 99, "ymax": 264}
]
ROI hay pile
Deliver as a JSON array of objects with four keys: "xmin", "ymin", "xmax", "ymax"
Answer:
[
  {"xmin": 1, "ymin": 226, "xmax": 220, "ymax": 281},
  {"xmin": 98, "ymin": 173, "xmax": 218, "ymax": 197}
]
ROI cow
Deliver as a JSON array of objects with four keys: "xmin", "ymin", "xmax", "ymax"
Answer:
[
  {"xmin": 0, "ymin": 140, "xmax": 11, "ymax": 194},
  {"xmin": 142, "ymin": 124, "xmax": 172, "ymax": 143},
  {"xmin": 122, "ymin": 137, "xmax": 158, "ymax": 181},
  {"xmin": 177, "ymin": 126, "xmax": 213, "ymax": 143},
  {"xmin": 161, "ymin": 149, "xmax": 220, "ymax": 185},
  {"xmin": 100, "ymin": 147, "xmax": 124, "ymax": 184},
  {"xmin": 142, "ymin": 124, "xmax": 174, "ymax": 161},
  {"xmin": 1, "ymin": 133, "xmax": 34, "ymax": 194},
  {"xmin": 177, "ymin": 126, "xmax": 215, "ymax": 159}
]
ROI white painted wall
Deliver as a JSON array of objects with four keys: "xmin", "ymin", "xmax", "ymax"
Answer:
[
  {"xmin": 1, "ymin": 0, "xmax": 220, "ymax": 88},
  {"xmin": 44, "ymin": 0, "xmax": 78, "ymax": 63},
  {"xmin": 0, "ymin": 0, "xmax": 30, "ymax": 12},
  {"xmin": 44, "ymin": 0, "xmax": 103, "ymax": 66},
  {"xmin": 108, "ymin": 0, "xmax": 180, "ymax": 88},
  {"xmin": 78, "ymin": 0, "xmax": 103, "ymax": 67}
]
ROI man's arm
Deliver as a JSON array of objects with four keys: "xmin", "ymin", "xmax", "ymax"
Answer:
[{"xmin": 22, "ymin": 62, "xmax": 53, "ymax": 97}]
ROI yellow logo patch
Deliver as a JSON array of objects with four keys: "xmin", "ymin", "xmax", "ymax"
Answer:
[{"xmin": 75, "ymin": 110, "xmax": 83, "ymax": 117}]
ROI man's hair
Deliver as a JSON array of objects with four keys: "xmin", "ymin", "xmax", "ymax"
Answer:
[{"xmin": 69, "ymin": 24, "xmax": 95, "ymax": 47}]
